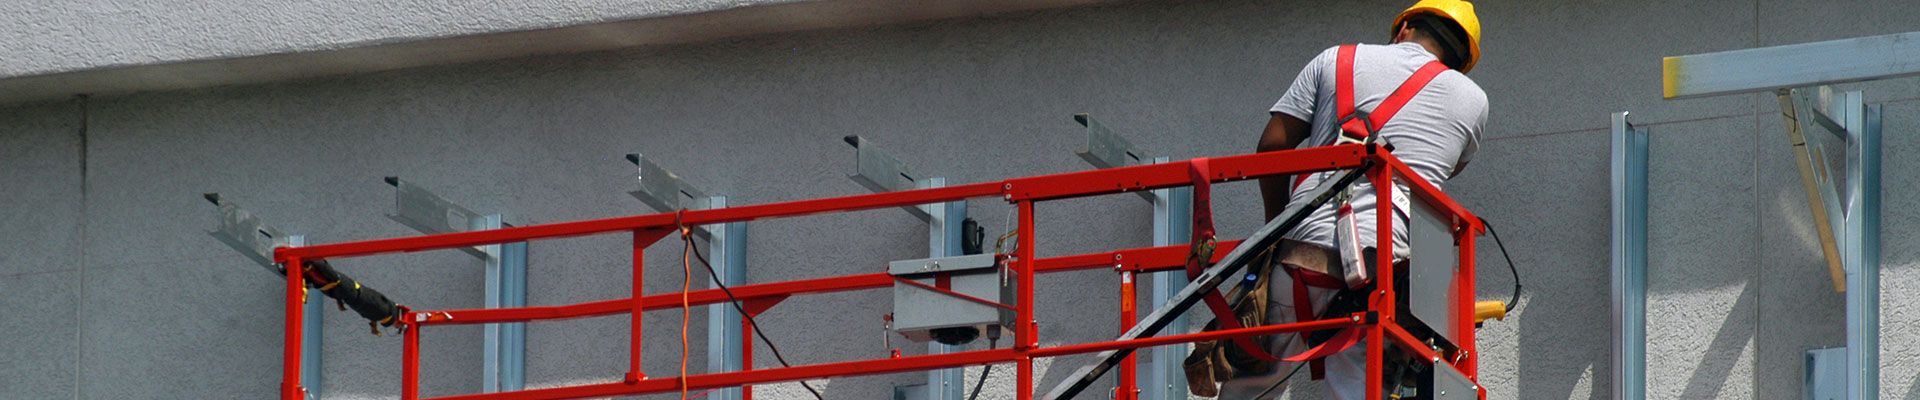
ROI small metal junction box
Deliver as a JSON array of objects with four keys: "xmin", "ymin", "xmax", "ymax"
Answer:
[{"xmin": 887, "ymin": 254, "xmax": 1014, "ymax": 344}]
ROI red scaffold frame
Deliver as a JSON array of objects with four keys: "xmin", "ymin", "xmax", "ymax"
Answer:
[{"xmin": 270, "ymin": 143, "xmax": 1485, "ymax": 400}]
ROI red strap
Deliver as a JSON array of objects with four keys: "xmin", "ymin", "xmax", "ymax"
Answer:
[
  {"xmin": 1334, "ymin": 44, "xmax": 1450, "ymax": 140},
  {"xmin": 1184, "ymin": 158, "xmax": 1279, "ymax": 363},
  {"xmin": 1334, "ymin": 44, "xmax": 1357, "ymax": 130}
]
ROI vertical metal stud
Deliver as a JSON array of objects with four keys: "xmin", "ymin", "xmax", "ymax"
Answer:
[
  {"xmin": 704, "ymin": 196, "xmax": 750, "ymax": 400},
  {"xmin": 1610, "ymin": 112, "xmax": 1649, "ymax": 400},
  {"xmin": 921, "ymin": 178, "xmax": 969, "ymax": 400},
  {"xmin": 1841, "ymin": 94, "xmax": 1879, "ymax": 400},
  {"xmin": 1145, "ymin": 157, "xmax": 1190, "ymax": 400}
]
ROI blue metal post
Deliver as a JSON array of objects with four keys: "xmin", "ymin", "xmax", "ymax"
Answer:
[
  {"xmin": 1610, "ymin": 112, "xmax": 1648, "ymax": 400},
  {"xmin": 1143, "ymin": 157, "xmax": 1190, "ymax": 399},
  {"xmin": 704, "ymin": 196, "xmax": 750, "ymax": 400},
  {"xmin": 921, "ymin": 177, "xmax": 969, "ymax": 400},
  {"xmin": 1841, "ymin": 94, "xmax": 1880, "ymax": 400},
  {"xmin": 290, "ymin": 235, "xmax": 323, "ymax": 399}
]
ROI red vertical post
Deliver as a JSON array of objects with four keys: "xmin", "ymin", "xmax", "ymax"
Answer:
[
  {"xmin": 1015, "ymin": 200, "xmax": 1037, "ymax": 400},
  {"xmin": 281, "ymin": 256, "xmax": 305, "ymax": 400},
  {"xmin": 1116, "ymin": 270, "xmax": 1139, "ymax": 400},
  {"xmin": 741, "ymin": 317, "xmax": 755, "ymax": 400},
  {"xmin": 1365, "ymin": 163, "xmax": 1396, "ymax": 400},
  {"xmin": 1457, "ymin": 223, "xmax": 1480, "ymax": 381},
  {"xmin": 402, "ymin": 318, "xmax": 422, "ymax": 400},
  {"xmin": 628, "ymin": 230, "xmax": 648, "ymax": 384}
]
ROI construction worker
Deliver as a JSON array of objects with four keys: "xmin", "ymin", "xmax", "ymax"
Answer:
[{"xmin": 1188, "ymin": 1, "xmax": 1485, "ymax": 398}]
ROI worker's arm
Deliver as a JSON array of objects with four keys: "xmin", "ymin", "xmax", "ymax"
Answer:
[{"xmin": 1257, "ymin": 112, "xmax": 1312, "ymax": 221}]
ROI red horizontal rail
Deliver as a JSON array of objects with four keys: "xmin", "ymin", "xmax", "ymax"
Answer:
[
  {"xmin": 418, "ymin": 241, "xmax": 1247, "ymax": 326},
  {"xmin": 423, "ymin": 317, "xmax": 1361, "ymax": 400},
  {"xmin": 276, "ymin": 145, "xmax": 1380, "ymax": 262}
]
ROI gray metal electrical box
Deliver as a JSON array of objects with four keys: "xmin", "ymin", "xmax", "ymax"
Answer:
[
  {"xmin": 1408, "ymin": 196, "xmax": 1463, "ymax": 348},
  {"xmin": 888, "ymin": 254, "xmax": 1014, "ymax": 343}
]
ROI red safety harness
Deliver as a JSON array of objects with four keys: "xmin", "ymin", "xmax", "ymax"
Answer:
[{"xmin": 1264, "ymin": 44, "xmax": 1449, "ymax": 380}]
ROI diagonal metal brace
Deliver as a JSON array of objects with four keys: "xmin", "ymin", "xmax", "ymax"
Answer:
[{"xmin": 1043, "ymin": 161, "xmax": 1371, "ymax": 400}]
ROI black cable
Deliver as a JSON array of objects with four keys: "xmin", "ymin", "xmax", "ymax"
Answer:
[
  {"xmin": 966, "ymin": 337, "xmax": 996, "ymax": 400},
  {"xmin": 686, "ymin": 235, "xmax": 827, "ymax": 400},
  {"xmin": 1480, "ymin": 217, "xmax": 1523, "ymax": 314}
]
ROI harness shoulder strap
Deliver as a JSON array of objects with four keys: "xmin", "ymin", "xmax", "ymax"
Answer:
[{"xmin": 1293, "ymin": 44, "xmax": 1449, "ymax": 192}]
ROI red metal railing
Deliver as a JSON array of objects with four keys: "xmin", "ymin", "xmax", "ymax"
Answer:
[{"xmin": 271, "ymin": 143, "xmax": 1484, "ymax": 400}]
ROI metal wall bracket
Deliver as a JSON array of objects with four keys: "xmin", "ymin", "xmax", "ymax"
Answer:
[
  {"xmin": 1610, "ymin": 112, "xmax": 1649, "ymax": 400},
  {"xmin": 844, "ymin": 135, "xmax": 933, "ymax": 221},
  {"xmin": 843, "ymin": 136, "xmax": 968, "ymax": 400},
  {"xmin": 204, "ymin": 194, "xmax": 323, "ymax": 398},
  {"xmin": 380, "ymin": 177, "xmax": 528, "ymax": 393},
  {"xmin": 621, "ymin": 156, "xmax": 749, "ymax": 400},
  {"xmin": 1068, "ymin": 114, "xmax": 1184, "ymax": 399},
  {"xmin": 627, "ymin": 153, "xmax": 716, "ymax": 237},
  {"xmin": 1072, "ymin": 114, "xmax": 1155, "ymax": 202}
]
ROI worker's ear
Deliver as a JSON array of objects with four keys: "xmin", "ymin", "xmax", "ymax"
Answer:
[{"xmin": 1391, "ymin": 22, "xmax": 1415, "ymax": 44}]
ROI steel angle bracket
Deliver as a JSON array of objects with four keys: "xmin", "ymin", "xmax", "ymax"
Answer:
[
  {"xmin": 203, "ymin": 193, "xmax": 323, "ymax": 398},
  {"xmin": 385, "ymin": 177, "xmax": 491, "ymax": 259},
  {"xmin": 627, "ymin": 153, "xmax": 716, "ymax": 237},
  {"xmin": 1071, "ymin": 114, "xmax": 1156, "ymax": 202},
  {"xmin": 1043, "ymin": 163, "xmax": 1370, "ymax": 400},
  {"xmin": 381, "ymin": 177, "xmax": 529, "ymax": 393},
  {"xmin": 843, "ymin": 135, "xmax": 933, "ymax": 221},
  {"xmin": 206, "ymin": 193, "xmax": 297, "ymax": 274}
]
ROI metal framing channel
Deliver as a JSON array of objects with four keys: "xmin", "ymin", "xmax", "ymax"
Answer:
[
  {"xmin": 387, "ymin": 178, "xmax": 528, "ymax": 392},
  {"xmin": 1609, "ymin": 112, "xmax": 1648, "ymax": 400},
  {"xmin": 1661, "ymin": 31, "xmax": 1920, "ymax": 99},
  {"xmin": 1144, "ymin": 156, "xmax": 1190, "ymax": 400},
  {"xmin": 922, "ymin": 177, "xmax": 969, "ymax": 400},
  {"xmin": 477, "ymin": 214, "xmax": 529, "ymax": 392},
  {"xmin": 1841, "ymin": 94, "xmax": 1880, "ymax": 400},
  {"xmin": 704, "ymin": 196, "xmax": 750, "ymax": 400}
]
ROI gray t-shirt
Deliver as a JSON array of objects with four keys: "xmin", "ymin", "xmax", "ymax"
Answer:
[{"xmin": 1270, "ymin": 42, "xmax": 1486, "ymax": 258}]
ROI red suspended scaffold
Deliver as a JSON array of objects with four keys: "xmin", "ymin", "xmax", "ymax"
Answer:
[{"xmin": 270, "ymin": 143, "xmax": 1486, "ymax": 400}]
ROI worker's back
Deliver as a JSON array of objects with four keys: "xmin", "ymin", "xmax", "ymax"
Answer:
[{"xmin": 1270, "ymin": 42, "xmax": 1488, "ymax": 258}]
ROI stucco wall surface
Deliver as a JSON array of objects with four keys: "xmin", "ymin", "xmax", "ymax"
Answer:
[
  {"xmin": 0, "ymin": 0, "xmax": 803, "ymax": 78},
  {"xmin": 1, "ymin": 1, "xmax": 1918, "ymax": 399}
]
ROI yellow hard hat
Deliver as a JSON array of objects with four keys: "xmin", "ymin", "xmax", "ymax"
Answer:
[{"xmin": 1393, "ymin": 0, "xmax": 1482, "ymax": 73}]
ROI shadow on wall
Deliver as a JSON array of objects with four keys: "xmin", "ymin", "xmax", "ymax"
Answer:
[{"xmin": 1677, "ymin": 284, "xmax": 1755, "ymax": 399}]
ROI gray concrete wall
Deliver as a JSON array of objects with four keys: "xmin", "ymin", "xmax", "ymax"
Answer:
[
  {"xmin": 0, "ymin": 0, "xmax": 807, "ymax": 78},
  {"xmin": 1, "ymin": 0, "xmax": 1916, "ymax": 399}
]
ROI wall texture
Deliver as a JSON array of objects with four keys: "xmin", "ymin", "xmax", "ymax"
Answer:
[{"xmin": 1, "ymin": 0, "xmax": 1916, "ymax": 399}]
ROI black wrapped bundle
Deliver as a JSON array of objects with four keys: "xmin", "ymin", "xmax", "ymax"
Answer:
[{"xmin": 300, "ymin": 259, "xmax": 401, "ymax": 334}]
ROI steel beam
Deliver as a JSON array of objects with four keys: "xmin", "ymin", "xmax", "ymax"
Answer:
[
  {"xmin": 1662, "ymin": 31, "xmax": 1920, "ymax": 99},
  {"xmin": 1609, "ymin": 112, "xmax": 1648, "ymax": 400}
]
